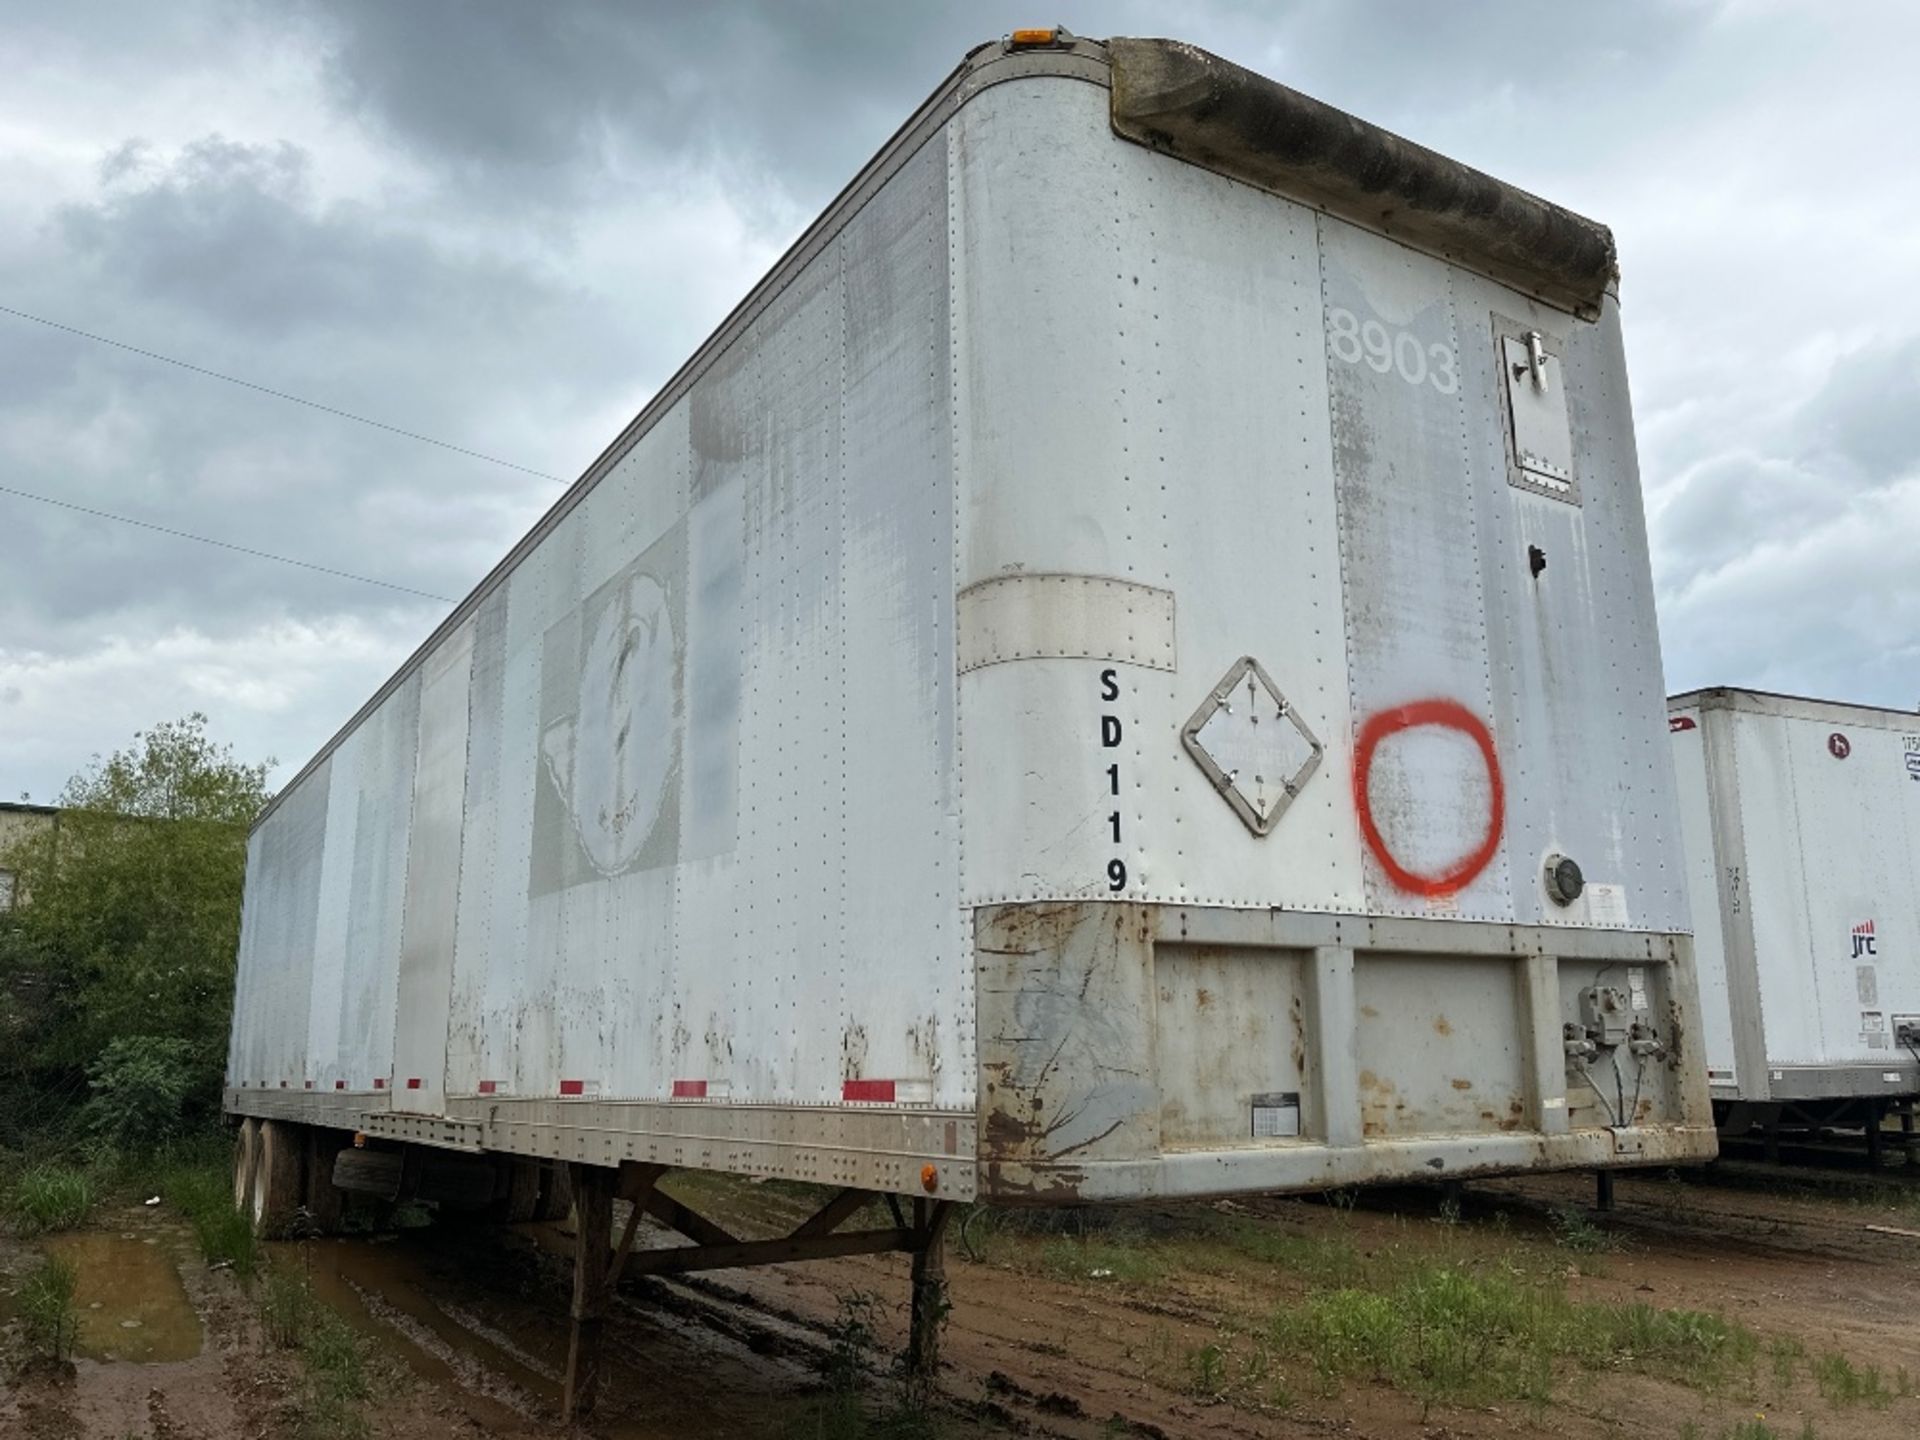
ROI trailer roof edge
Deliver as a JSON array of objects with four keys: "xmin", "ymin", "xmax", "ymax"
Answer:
[
  {"xmin": 253, "ymin": 38, "xmax": 1110, "ymax": 831},
  {"xmin": 1106, "ymin": 36, "xmax": 1617, "ymax": 319},
  {"xmin": 1670, "ymin": 686, "xmax": 1920, "ymax": 730}
]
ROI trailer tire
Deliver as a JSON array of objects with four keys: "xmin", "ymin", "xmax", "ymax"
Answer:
[
  {"xmin": 303, "ymin": 1128, "xmax": 350, "ymax": 1234},
  {"xmin": 496, "ymin": 1159, "xmax": 542, "ymax": 1224},
  {"xmin": 251, "ymin": 1119, "xmax": 303, "ymax": 1238},
  {"xmin": 535, "ymin": 1161, "xmax": 573, "ymax": 1223},
  {"xmin": 232, "ymin": 1117, "xmax": 259, "ymax": 1214}
]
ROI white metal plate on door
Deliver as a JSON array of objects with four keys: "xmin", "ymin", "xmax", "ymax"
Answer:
[{"xmin": 1501, "ymin": 333, "xmax": 1575, "ymax": 497}]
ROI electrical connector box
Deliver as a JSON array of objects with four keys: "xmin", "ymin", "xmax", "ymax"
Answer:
[{"xmin": 1580, "ymin": 986, "xmax": 1632, "ymax": 1048}]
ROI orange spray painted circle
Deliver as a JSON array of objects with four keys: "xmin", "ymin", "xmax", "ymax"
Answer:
[{"xmin": 1351, "ymin": 699, "xmax": 1505, "ymax": 898}]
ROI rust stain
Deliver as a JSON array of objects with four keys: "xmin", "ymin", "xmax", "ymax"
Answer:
[
  {"xmin": 1195, "ymin": 986, "xmax": 1213, "ymax": 1009},
  {"xmin": 1360, "ymin": 1004, "xmax": 1380, "ymax": 1019},
  {"xmin": 1450, "ymin": 1078, "xmax": 1472, "ymax": 1091},
  {"xmin": 1358, "ymin": 1068, "xmax": 1398, "ymax": 1139},
  {"xmin": 1432, "ymin": 1015, "xmax": 1453, "ymax": 1037}
]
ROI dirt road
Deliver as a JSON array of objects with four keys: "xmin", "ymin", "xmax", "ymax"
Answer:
[{"xmin": 5, "ymin": 1165, "xmax": 1918, "ymax": 1439}]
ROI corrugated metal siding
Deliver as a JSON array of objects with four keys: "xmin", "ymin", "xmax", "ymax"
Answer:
[
  {"xmin": 230, "ymin": 127, "xmax": 966, "ymax": 1111},
  {"xmin": 950, "ymin": 75, "xmax": 1681, "ymax": 929}
]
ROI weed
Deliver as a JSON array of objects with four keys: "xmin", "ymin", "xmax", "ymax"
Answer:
[
  {"xmin": 158, "ymin": 1153, "xmax": 256, "ymax": 1277},
  {"xmin": 261, "ymin": 1269, "xmax": 313, "ymax": 1348},
  {"xmin": 1768, "ymin": 1336, "xmax": 1806, "ymax": 1390},
  {"xmin": 1037, "ymin": 1236, "xmax": 1167, "ymax": 1286},
  {"xmin": 4, "ymin": 1163, "xmax": 93, "ymax": 1235},
  {"xmin": 821, "ymin": 1290, "xmax": 884, "ymax": 1394},
  {"xmin": 1184, "ymin": 1341, "xmax": 1227, "ymax": 1399},
  {"xmin": 1718, "ymin": 1420, "xmax": 1778, "ymax": 1440},
  {"xmin": 17, "ymin": 1253, "xmax": 79, "ymax": 1362},
  {"xmin": 1270, "ymin": 1256, "xmax": 1756, "ymax": 1413},
  {"xmin": 254, "ymin": 1264, "xmax": 371, "ymax": 1440},
  {"xmin": 1811, "ymin": 1351, "xmax": 1891, "ymax": 1408},
  {"xmin": 1548, "ymin": 1205, "xmax": 1617, "ymax": 1256}
]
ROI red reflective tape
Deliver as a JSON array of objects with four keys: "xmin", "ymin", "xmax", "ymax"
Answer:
[
  {"xmin": 477, "ymin": 1080, "xmax": 498, "ymax": 1095},
  {"xmin": 671, "ymin": 1080, "xmax": 708, "ymax": 1098},
  {"xmin": 334, "ymin": 1080, "xmax": 346, "ymax": 1090},
  {"xmin": 373, "ymin": 1077, "xmax": 386, "ymax": 1089},
  {"xmin": 405, "ymin": 1077, "xmax": 422, "ymax": 1090},
  {"xmin": 842, "ymin": 1079, "xmax": 896, "ymax": 1103},
  {"xmin": 1668, "ymin": 715, "xmax": 1697, "ymax": 732},
  {"xmin": 559, "ymin": 1079, "xmax": 586, "ymax": 1096},
  {"xmin": 304, "ymin": 1080, "xmax": 314, "ymax": 1089}
]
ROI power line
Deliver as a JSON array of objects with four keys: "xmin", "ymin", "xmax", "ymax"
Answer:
[
  {"xmin": 0, "ymin": 484, "xmax": 454, "ymax": 603},
  {"xmin": 0, "ymin": 303, "xmax": 565, "ymax": 483}
]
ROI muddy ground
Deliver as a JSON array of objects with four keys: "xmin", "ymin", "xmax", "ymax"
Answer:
[{"xmin": 4, "ymin": 1162, "xmax": 1919, "ymax": 1440}]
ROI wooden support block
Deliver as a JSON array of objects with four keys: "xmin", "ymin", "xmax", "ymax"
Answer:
[
  {"xmin": 608, "ymin": 1166, "xmax": 664, "ymax": 1291},
  {"xmin": 791, "ymin": 1187, "xmax": 870, "ymax": 1239},
  {"xmin": 642, "ymin": 1187, "xmax": 740, "ymax": 1247},
  {"xmin": 620, "ymin": 1227, "xmax": 913, "ymax": 1278},
  {"xmin": 907, "ymin": 1200, "xmax": 953, "ymax": 1381},
  {"xmin": 562, "ymin": 1163, "xmax": 616, "ymax": 1422}
]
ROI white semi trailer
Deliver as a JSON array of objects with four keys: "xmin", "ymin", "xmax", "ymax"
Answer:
[
  {"xmin": 1670, "ymin": 687, "xmax": 1920, "ymax": 1163},
  {"xmin": 225, "ymin": 31, "xmax": 1714, "ymax": 1409}
]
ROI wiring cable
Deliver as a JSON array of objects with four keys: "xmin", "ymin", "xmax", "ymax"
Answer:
[
  {"xmin": 0, "ymin": 302, "xmax": 564, "ymax": 482},
  {"xmin": 0, "ymin": 483, "xmax": 453, "ymax": 602}
]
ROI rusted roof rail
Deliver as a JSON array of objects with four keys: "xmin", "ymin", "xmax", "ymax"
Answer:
[{"xmin": 1108, "ymin": 37, "xmax": 1617, "ymax": 318}]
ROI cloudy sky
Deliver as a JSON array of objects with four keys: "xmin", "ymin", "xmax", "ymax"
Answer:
[{"xmin": 3, "ymin": 1, "xmax": 1917, "ymax": 801}]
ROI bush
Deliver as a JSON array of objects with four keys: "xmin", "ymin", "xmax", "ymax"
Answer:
[
  {"xmin": 4, "ymin": 1162, "xmax": 93, "ymax": 1235},
  {"xmin": 84, "ymin": 1036, "xmax": 198, "ymax": 1152},
  {"xmin": 18, "ymin": 1253, "xmax": 79, "ymax": 1362}
]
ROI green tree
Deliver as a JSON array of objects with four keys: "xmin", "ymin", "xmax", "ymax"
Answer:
[{"xmin": 0, "ymin": 714, "xmax": 272, "ymax": 1146}]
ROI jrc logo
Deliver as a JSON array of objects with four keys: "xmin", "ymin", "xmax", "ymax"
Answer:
[{"xmin": 1852, "ymin": 920, "xmax": 1878, "ymax": 960}]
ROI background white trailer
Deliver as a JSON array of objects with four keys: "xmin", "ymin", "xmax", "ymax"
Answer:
[
  {"xmin": 227, "ymin": 32, "xmax": 1714, "ymax": 1222},
  {"xmin": 1670, "ymin": 687, "xmax": 1920, "ymax": 1157}
]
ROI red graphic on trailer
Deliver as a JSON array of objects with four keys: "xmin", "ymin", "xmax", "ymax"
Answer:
[
  {"xmin": 1351, "ymin": 699, "xmax": 1505, "ymax": 898},
  {"xmin": 1828, "ymin": 732, "xmax": 1851, "ymax": 759},
  {"xmin": 1852, "ymin": 920, "xmax": 1877, "ymax": 960}
]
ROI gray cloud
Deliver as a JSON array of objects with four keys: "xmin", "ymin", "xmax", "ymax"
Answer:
[{"xmin": 3, "ymin": 0, "xmax": 1920, "ymax": 801}]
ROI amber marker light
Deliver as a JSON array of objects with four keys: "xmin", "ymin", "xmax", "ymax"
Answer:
[
  {"xmin": 1009, "ymin": 28, "xmax": 1058, "ymax": 47},
  {"xmin": 920, "ymin": 1164, "xmax": 939, "ymax": 1193}
]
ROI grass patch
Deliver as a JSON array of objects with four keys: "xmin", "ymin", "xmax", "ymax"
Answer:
[
  {"xmin": 1810, "ymin": 1350, "xmax": 1892, "ymax": 1408},
  {"xmin": 4, "ymin": 1163, "xmax": 93, "ymax": 1235},
  {"xmin": 782, "ymin": 1290, "xmax": 936, "ymax": 1440},
  {"xmin": 17, "ymin": 1252, "xmax": 79, "ymax": 1362},
  {"xmin": 157, "ymin": 1152, "xmax": 256, "ymax": 1277},
  {"xmin": 1548, "ymin": 1204, "xmax": 1618, "ymax": 1257},
  {"xmin": 1270, "ymin": 1255, "xmax": 1756, "ymax": 1416},
  {"xmin": 259, "ymin": 1266, "xmax": 373, "ymax": 1440}
]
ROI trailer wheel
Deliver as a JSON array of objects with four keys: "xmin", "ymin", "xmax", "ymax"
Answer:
[
  {"xmin": 303, "ymin": 1128, "xmax": 350, "ymax": 1234},
  {"xmin": 496, "ymin": 1159, "xmax": 542, "ymax": 1224},
  {"xmin": 232, "ymin": 1117, "xmax": 259, "ymax": 1214},
  {"xmin": 251, "ymin": 1119, "xmax": 303, "ymax": 1238},
  {"xmin": 535, "ymin": 1161, "xmax": 573, "ymax": 1223}
]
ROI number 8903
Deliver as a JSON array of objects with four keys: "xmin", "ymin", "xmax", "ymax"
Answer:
[{"xmin": 1327, "ymin": 306, "xmax": 1457, "ymax": 395}]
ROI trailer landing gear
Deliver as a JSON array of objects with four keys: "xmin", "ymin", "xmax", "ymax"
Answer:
[{"xmin": 559, "ymin": 1162, "xmax": 953, "ymax": 1422}]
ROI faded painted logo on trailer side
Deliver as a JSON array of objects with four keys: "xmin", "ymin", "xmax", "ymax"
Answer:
[{"xmin": 534, "ymin": 527, "xmax": 686, "ymax": 892}]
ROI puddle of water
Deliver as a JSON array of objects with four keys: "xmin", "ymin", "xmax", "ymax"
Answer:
[
  {"xmin": 270, "ymin": 1235, "xmax": 562, "ymax": 1423},
  {"xmin": 43, "ymin": 1232, "xmax": 203, "ymax": 1363},
  {"xmin": 271, "ymin": 1227, "xmax": 815, "ymax": 1439}
]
